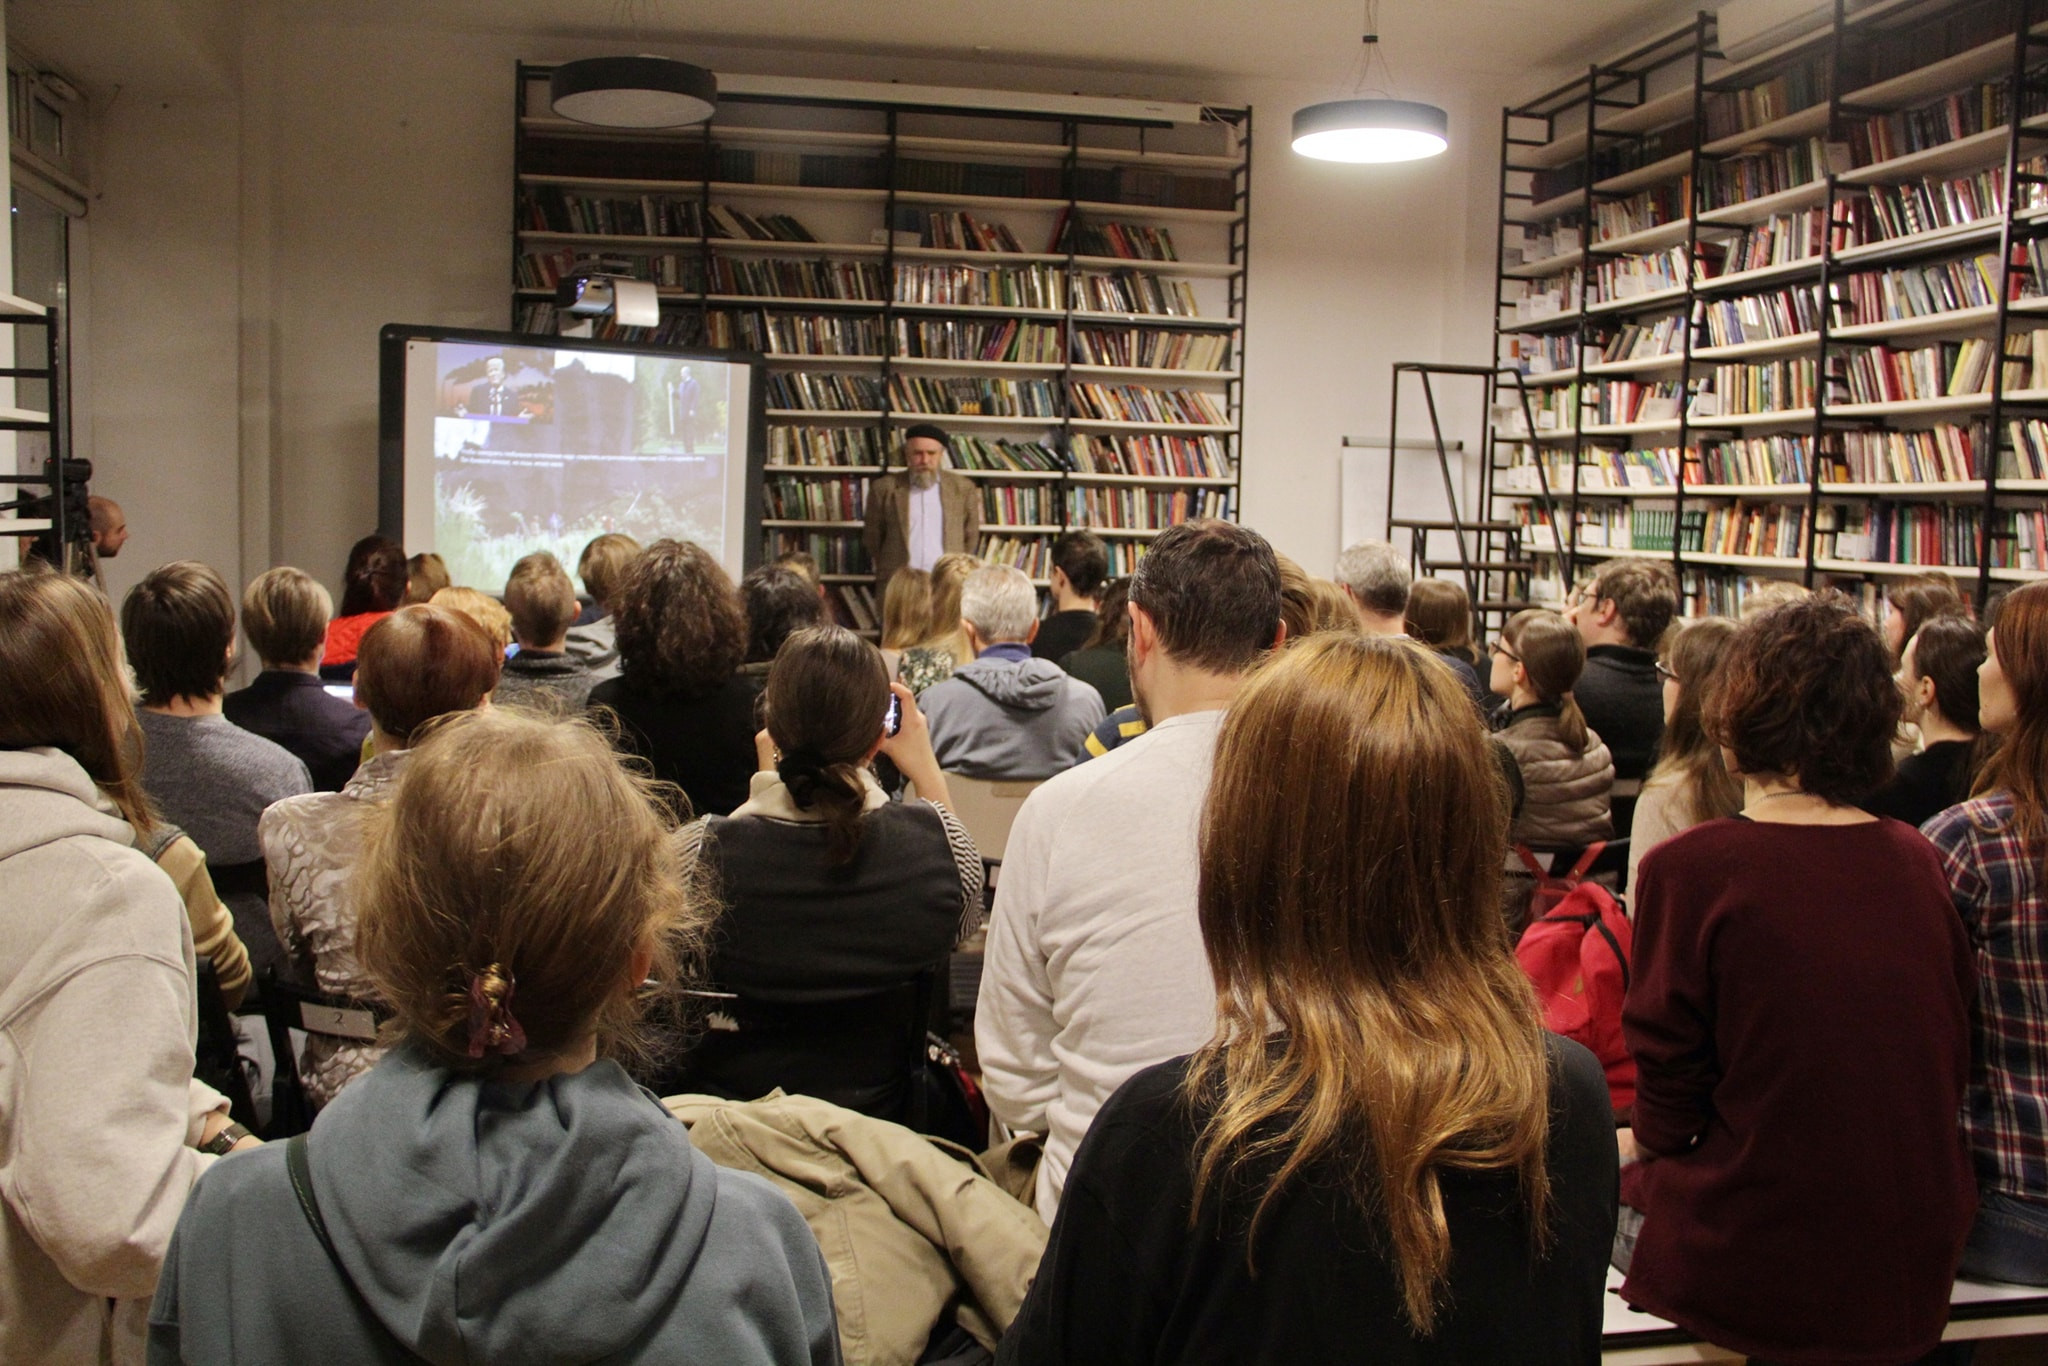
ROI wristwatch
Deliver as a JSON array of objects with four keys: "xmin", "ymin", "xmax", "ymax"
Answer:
[{"xmin": 198, "ymin": 1122, "xmax": 253, "ymax": 1156}]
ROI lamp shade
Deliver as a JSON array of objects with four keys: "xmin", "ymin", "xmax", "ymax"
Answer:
[
  {"xmin": 1291, "ymin": 98, "xmax": 1448, "ymax": 162},
  {"xmin": 550, "ymin": 56, "xmax": 718, "ymax": 129}
]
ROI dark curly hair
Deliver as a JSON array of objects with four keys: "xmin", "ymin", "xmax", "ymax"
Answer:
[
  {"xmin": 739, "ymin": 565, "xmax": 824, "ymax": 665},
  {"xmin": 612, "ymin": 540, "xmax": 747, "ymax": 700},
  {"xmin": 1706, "ymin": 592, "xmax": 1898, "ymax": 804}
]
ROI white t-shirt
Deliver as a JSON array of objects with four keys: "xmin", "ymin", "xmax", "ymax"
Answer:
[{"xmin": 975, "ymin": 708, "xmax": 1225, "ymax": 1218}]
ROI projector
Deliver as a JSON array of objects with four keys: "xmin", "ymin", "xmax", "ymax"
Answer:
[{"xmin": 554, "ymin": 273, "xmax": 661, "ymax": 329}]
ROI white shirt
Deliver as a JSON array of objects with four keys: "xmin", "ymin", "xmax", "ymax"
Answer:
[
  {"xmin": 907, "ymin": 479, "xmax": 945, "ymax": 572},
  {"xmin": 974, "ymin": 708, "xmax": 1225, "ymax": 1219}
]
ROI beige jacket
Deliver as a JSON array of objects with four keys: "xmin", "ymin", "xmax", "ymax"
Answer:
[
  {"xmin": 664, "ymin": 1091, "xmax": 1047, "ymax": 1366},
  {"xmin": 862, "ymin": 470, "xmax": 982, "ymax": 587},
  {"xmin": 1498, "ymin": 703, "xmax": 1616, "ymax": 849},
  {"xmin": 142, "ymin": 828, "xmax": 252, "ymax": 1008}
]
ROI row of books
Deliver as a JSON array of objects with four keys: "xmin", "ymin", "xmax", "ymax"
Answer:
[
  {"xmin": 918, "ymin": 211, "xmax": 1025, "ymax": 253},
  {"xmin": 980, "ymin": 534, "xmax": 1053, "ymax": 578},
  {"xmin": 887, "ymin": 374, "xmax": 1061, "ymax": 417},
  {"xmin": 1835, "ymin": 336, "xmax": 2033, "ymax": 404},
  {"xmin": 520, "ymin": 189, "xmax": 816, "ymax": 241},
  {"xmin": 1504, "ymin": 334, "xmax": 1578, "ymax": 376},
  {"xmin": 1683, "ymin": 572, "xmax": 1810, "ymax": 619},
  {"xmin": 1822, "ymin": 502, "xmax": 2019, "ymax": 567},
  {"xmin": 983, "ymin": 484, "xmax": 1059, "ymax": 524},
  {"xmin": 2004, "ymin": 419, "xmax": 2048, "ymax": 479},
  {"xmin": 1068, "ymin": 383, "xmax": 1228, "ymax": 425},
  {"xmin": 950, "ymin": 436, "xmax": 1066, "ymax": 472},
  {"xmin": 1844, "ymin": 80, "xmax": 2047, "ymax": 168},
  {"xmin": 1722, "ymin": 209, "xmax": 1833, "ymax": 273},
  {"xmin": 1696, "ymin": 502, "xmax": 1811, "ymax": 558},
  {"xmin": 1592, "ymin": 180, "xmax": 1689, "ymax": 242},
  {"xmin": 763, "ymin": 372, "xmax": 883, "ymax": 411},
  {"xmin": 1708, "ymin": 358, "xmax": 1819, "ymax": 414},
  {"xmin": 1856, "ymin": 163, "xmax": 2047, "ymax": 241},
  {"xmin": 1699, "ymin": 286, "xmax": 1822, "ymax": 348},
  {"xmin": 1073, "ymin": 272, "xmax": 1202, "ymax": 317},
  {"xmin": 1702, "ymin": 57, "xmax": 1828, "ymax": 141},
  {"xmin": 705, "ymin": 311, "xmax": 882, "ymax": 356},
  {"xmin": 705, "ymin": 256, "xmax": 885, "ymax": 300},
  {"xmin": 1702, "ymin": 138, "xmax": 1841, "ymax": 212},
  {"xmin": 516, "ymin": 250, "xmax": 702, "ymax": 291},
  {"xmin": 894, "ymin": 261, "xmax": 1068, "ymax": 309},
  {"xmin": 1591, "ymin": 379, "xmax": 1686, "ymax": 425},
  {"xmin": 1590, "ymin": 246, "xmax": 1703, "ymax": 303},
  {"xmin": 689, "ymin": 148, "xmax": 1235, "ymax": 211},
  {"xmin": 1066, "ymin": 485, "xmax": 1233, "ymax": 529},
  {"xmin": 830, "ymin": 584, "xmax": 881, "ymax": 633},
  {"xmin": 766, "ymin": 426, "xmax": 888, "ymax": 467},
  {"xmin": 712, "ymin": 148, "xmax": 886, "ymax": 190},
  {"xmin": 764, "ymin": 476, "xmax": 865, "ymax": 522},
  {"xmin": 894, "ymin": 318, "xmax": 1066, "ymax": 363},
  {"xmin": 1698, "ymin": 434, "xmax": 1821, "ymax": 485},
  {"xmin": 1069, "ymin": 327, "xmax": 1232, "ymax": 370},
  {"xmin": 1599, "ymin": 317, "xmax": 1685, "ymax": 364},
  {"xmin": 1061, "ymin": 219, "xmax": 1182, "ymax": 261},
  {"xmin": 1072, "ymin": 433, "xmax": 1233, "ymax": 479},
  {"xmin": 766, "ymin": 530, "xmax": 869, "ymax": 574},
  {"xmin": 1837, "ymin": 252, "xmax": 2004, "ymax": 324}
]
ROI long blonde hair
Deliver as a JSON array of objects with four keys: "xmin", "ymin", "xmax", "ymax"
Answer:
[
  {"xmin": 915, "ymin": 552, "xmax": 980, "ymax": 667},
  {"xmin": 881, "ymin": 567, "xmax": 933, "ymax": 652},
  {"xmin": 1187, "ymin": 634, "xmax": 1550, "ymax": 1334}
]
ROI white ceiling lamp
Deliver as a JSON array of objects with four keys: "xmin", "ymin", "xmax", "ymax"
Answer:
[
  {"xmin": 1292, "ymin": 0, "xmax": 1447, "ymax": 163},
  {"xmin": 551, "ymin": 56, "xmax": 718, "ymax": 129}
]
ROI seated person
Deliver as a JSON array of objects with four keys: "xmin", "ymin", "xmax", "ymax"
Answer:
[
  {"xmin": 678, "ymin": 627, "xmax": 982, "ymax": 1120},
  {"xmin": 737, "ymin": 564, "xmax": 825, "ymax": 682},
  {"xmin": 495, "ymin": 552, "xmax": 597, "ymax": 713},
  {"xmin": 1868, "ymin": 613, "xmax": 1989, "ymax": 827},
  {"xmin": 1278, "ymin": 555, "xmax": 1360, "ymax": 645},
  {"xmin": 878, "ymin": 567, "xmax": 931, "ymax": 681},
  {"xmin": 124, "ymin": 561, "xmax": 312, "ymax": 978},
  {"xmin": 1002, "ymin": 635, "xmax": 1617, "ymax": 1363},
  {"xmin": 1083, "ymin": 702, "xmax": 1148, "ymax": 760},
  {"xmin": 260, "ymin": 605, "xmax": 500, "ymax": 1106},
  {"xmin": 401, "ymin": 551, "xmax": 448, "ymax": 606},
  {"xmin": 1405, "ymin": 575, "xmax": 1488, "ymax": 707},
  {"xmin": 1333, "ymin": 539, "xmax": 1411, "ymax": 636},
  {"xmin": 566, "ymin": 532, "xmax": 639, "ymax": 680},
  {"xmin": 1034, "ymin": 530, "xmax": 1107, "ymax": 663},
  {"xmin": 1490, "ymin": 608, "xmax": 1614, "ymax": 852},
  {"xmin": 586, "ymin": 540, "xmax": 761, "ymax": 818},
  {"xmin": 320, "ymin": 536, "xmax": 407, "ymax": 682},
  {"xmin": 152, "ymin": 709, "xmax": 838, "ymax": 1364},
  {"xmin": 920, "ymin": 566, "xmax": 1105, "ymax": 779},
  {"xmin": 1061, "ymin": 577, "xmax": 1134, "ymax": 713},
  {"xmin": 897, "ymin": 552, "xmax": 980, "ymax": 695},
  {"xmin": 1628, "ymin": 616, "xmax": 1741, "ymax": 893},
  {"xmin": 429, "ymin": 585, "xmax": 512, "ymax": 658},
  {"xmin": 1564, "ymin": 560, "xmax": 1677, "ymax": 838},
  {"xmin": 224, "ymin": 566, "xmax": 373, "ymax": 792}
]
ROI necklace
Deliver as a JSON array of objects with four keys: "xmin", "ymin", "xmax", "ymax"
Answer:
[{"xmin": 1750, "ymin": 789, "xmax": 1808, "ymax": 803}]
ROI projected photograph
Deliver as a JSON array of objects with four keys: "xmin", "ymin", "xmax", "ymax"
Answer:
[{"xmin": 423, "ymin": 343, "xmax": 738, "ymax": 591}]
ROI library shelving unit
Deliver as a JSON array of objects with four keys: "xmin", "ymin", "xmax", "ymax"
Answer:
[
  {"xmin": 508, "ymin": 65, "xmax": 1248, "ymax": 628},
  {"xmin": 0, "ymin": 296, "xmax": 69, "ymax": 564},
  {"xmin": 1492, "ymin": 0, "xmax": 2048, "ymax": 618}
]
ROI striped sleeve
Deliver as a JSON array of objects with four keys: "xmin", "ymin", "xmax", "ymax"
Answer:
[{"xmin": 926, "ymin": 800, "xmax": 987, "ymax": 942}]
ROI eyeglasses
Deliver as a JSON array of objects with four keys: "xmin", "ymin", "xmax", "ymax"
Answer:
[
  {"xmin": 1491, "ymin": 640, "xmax": 1521, "ymax": 663},
  {"xmin": 1655, "ymin": 661, "xmax": 1678, "ymax": 683}
]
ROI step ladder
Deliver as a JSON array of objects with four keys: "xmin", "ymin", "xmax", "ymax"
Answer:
[{"xmin": 1383, "ymin": 361, "xmax": 1574, "ymax": 640}]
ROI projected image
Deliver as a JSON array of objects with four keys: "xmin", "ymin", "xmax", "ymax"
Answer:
[{"xmin": 424, "ymin": 343, "xmax": 738, "ymax": 590}]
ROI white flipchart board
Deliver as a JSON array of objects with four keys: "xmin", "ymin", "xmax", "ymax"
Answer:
[{"xmin": 1339, "ymin": 436, "xmax": 1470, "ymax": 565}]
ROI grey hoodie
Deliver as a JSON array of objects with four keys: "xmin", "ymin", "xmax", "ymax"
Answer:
[
  {"xmin": 918, "ymin": 650, "xmax": 1105, "ymax": 781},
  {"xmin": 148, "ymin": 1043, "xmax": 840, "ymax": 1365}
]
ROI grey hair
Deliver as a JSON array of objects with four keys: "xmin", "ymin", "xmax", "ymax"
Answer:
[
  {"xmin": 1334, "ymin": 540, "xmax": 1412, "ymax": 616},
  {"xmin": 959, "ymin": 565, "xmax": 1039, "ymax": 644}
]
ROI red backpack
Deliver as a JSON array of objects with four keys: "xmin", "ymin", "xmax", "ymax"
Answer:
[{"xmin": 1513, "ymin": 848, "xmax": 1636, "ymax": 1114}]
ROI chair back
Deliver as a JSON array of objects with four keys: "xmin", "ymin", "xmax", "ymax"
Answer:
[
  {"xmin": 937, "ymin": 774, "xmax": 1042, "ymax": 862},
  {"xmin": 193, "ymin": 956, "xmax": 258, "ymax": 1130},
  {"xmin": 257, "ymin": 971, "xmax": 389, "ymax": 1138}
]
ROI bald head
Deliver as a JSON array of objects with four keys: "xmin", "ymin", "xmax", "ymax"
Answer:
[{"xmin": 88, "ymin": 497, "xmax": 128, "ymax": 558}]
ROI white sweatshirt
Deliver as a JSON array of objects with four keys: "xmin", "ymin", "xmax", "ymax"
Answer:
[{"xmin": 975, "ymin": 709, "xmax": 1225, "ymax": 1219}]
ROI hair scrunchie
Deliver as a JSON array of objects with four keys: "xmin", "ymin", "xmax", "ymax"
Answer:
[
  {"xmin": 778, "ymin": 747, "xmax": 829, "ymax": 809},
  {"xmin": 465, "ymin": 965, "xmax": 528, "ymax": 1059}
]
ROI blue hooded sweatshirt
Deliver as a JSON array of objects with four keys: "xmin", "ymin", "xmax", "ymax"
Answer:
[{"xmin": 147, "ymin": 1043, "xmax": 840, "ymax": 1365}]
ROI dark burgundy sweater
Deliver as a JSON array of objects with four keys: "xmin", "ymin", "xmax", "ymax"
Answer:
[{"xmin": 1621, "ymin": 816, "xmax": 1976, "ymax": 1364}]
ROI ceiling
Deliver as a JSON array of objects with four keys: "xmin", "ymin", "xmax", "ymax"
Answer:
[{"xmin": 10, "ymin": 0, "xmax": 1707, "ymax": 101}]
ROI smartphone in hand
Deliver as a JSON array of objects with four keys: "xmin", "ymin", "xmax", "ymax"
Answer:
[{"xmin": 884, "ymin": 693, "xmax": 903, "ymax": 738}]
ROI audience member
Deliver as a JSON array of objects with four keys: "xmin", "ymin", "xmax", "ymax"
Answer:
[
  {"xmin": 978, "ymin": 519, "xmax": 1281, "ymax": 1216},
  {"xmin": 320, "ymin": 535, "xmax": 407, "ymax": 682},
  {"xmin": 1924, "ymin": 578, "xmax": 2048, "ymax": 1285},
  {"xmin": 260, "ymin": 604, "xmax": 502, "ymax": 1107},
  {"xmin": 587, "ymin": 539, "xmax": 759, "ymax": 817},
  {"xmin": 1626, "ymin": 616, "xmax": 1740, "ymax": 893},
  {"xmin": 920, "ymin": 565, "xmax": 1104, "ymax": 779},
  {"xmin": 680, "ymin": 628, "xmax": 983, "ymax": 1118},
  {"xmin": 152, "ymin": 709, "xmax": 839, "ymax": 1363},
  {"xmin": 773, "ymin": 549, "xmax": 826, "ymax": 600},
  {"xmin": 1082, "ymin": 703, "xmax": 1148, "ymax": 760},
  {"xmin": 401, "ymin": 551, "xmax": 448, "ymax": 606},
  {"xmin": 1333, "ymin": 538, "xmax": 1411, "ymax": 635},
  {"xmin": 1003, "ymin": 634, "xmax": 1616, "ymax": 1362},
  {"xmin": 1060, "ymin": 577, "xmax": 1134, "ymax": 713},
  {"xmin": 125, "ymin": 562, "xmax": 312, "ymax": 978},
  {"xmin": 89, "ymin": 494, "xmax": 130, "ymax": 561},
  {"xmin": 565, "ymin": 531, "xmax": 639, "ymax": 679},
  {"xmin": 1405, "ymin": 575, "xmax": 1488, "ymax": 705},
  {"xmin": 0, "ymin": 569, "xmax": 256, "ymax": 1365},
  {"xmin": 1033, "ymin": 530, "xmax": 1107, "ymax": 662},
  {"xmin": 224, "ymin": 566, "xmax": 374, "ymax": 792},
  {"xmin": 1490, "ymin": 608, "xmax": 1613, "ymax": 851},
  {"xmin": 1564, "ymin": 559, "xmax": 1676, "ymax": 838},
  {"xmin": 1276, "ymin": 555, "xmax": 1342, "ymax": 644},
  {"xmin": 1621, "ymin": 594, "xmax": 1973, "ymax": 1360},
  {"xmin": 1870, "ymin": 613, "xmax": 1990, "ymax": 828},
  {"xmin": 429, "ymin": 585, "xmax": 512, "ymax": 656},
  {"xmin": 1885, "ymin": 571, "xmax": 1968, "ymax": 662},
  {"xmin": 878, "ymin": 566, "xmax": 932, "ymax": 680},
  {"xmin": 496, "ymin": 552, "xmax": 597, "ymax": 712},
  {"xmin": 897, "ymin": 551, "xmax": 979, "ymax": 694},
  {"xmin": 1735, "ymin": 578, "xmax": 1808, "ymax": 619},
  {"xmin": 738, "ymin": 564, "xmax": 825, "ymax": 678}
]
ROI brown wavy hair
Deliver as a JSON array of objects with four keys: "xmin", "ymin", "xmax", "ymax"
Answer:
[
  {"xmin": 355, "ymin": 708, "xmax": 709, "ymax": 1076},
  {"xmin": 0, "ymin": 568, "xmax": 156, "ymax": 835},
  {"xmin": 1406, "ymin": 577, "xmax": 1479, "ymax": 664},
  {"xmin": 1977, "ymin": 582, "xmax": 2048, "ymax": 861},
  {"xmin": 1888, "ymin": 574, "xmax": 1967, "ymax": 662},
  {"xmin": 763, "ymin": 627, "xmax": 891, "ymax": 865},
  {"xmin": 611, "ymin": 540, "xmax": 746, "ymax": 700},
  {"xmin": 1708, "ymin": 592, "xmax": 1898, "ymax": 803},
  {"xmin": 339, "ymin": 535, "xmax": 408, "ymax": 617},
  {"xmin": 1650, "ymin": 616, "xmax": 1742, "ymax": 826},
  {"xmin": 1186, "ymin": 633, "xmax": 1549, "ymax": 1334},
  {"xmin": 355, "ymin": 605, "xmax": 502, "ymax": 745},
  {"xmin": 881, "ymin": 568, "xmax": 933, "ymax": 652},
  {"xmin": 1502, "ymin": 608, "xmax": 1590, "ymax": 751}
]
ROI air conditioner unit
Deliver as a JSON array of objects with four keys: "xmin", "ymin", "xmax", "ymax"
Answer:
[{"xmin": 1717, "ymin": 0, "xmax": 1831, "ymax": 60}]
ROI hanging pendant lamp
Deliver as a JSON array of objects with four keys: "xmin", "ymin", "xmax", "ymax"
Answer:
[
  {"xmin": 551, "ymin": 56, "xmax": 718, "ymax": 129},
  {"xmin": 1292, "ymin": 1, "xmax": 1447, "ymax": 163}
]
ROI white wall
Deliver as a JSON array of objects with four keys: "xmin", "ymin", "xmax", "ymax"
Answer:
[{"xmin": 72, "ymin": 13, "xmax": 1544, "ymax": 603}]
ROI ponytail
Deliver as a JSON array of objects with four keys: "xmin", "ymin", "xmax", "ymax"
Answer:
[
  {"xmin": 777, "ymin": 746, "xmax": 870, "ymax": 866},
  {"xmin": 1504, "ymin": 608, "xmax": 1593, "ymax": 754},
  {"xmin": 1556, "ymin": 692, "xmax": 1589, "ymax": 753}
]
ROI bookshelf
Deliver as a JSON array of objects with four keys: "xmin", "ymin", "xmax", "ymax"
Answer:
[
  {"xmin": 1492, "ymin": 0, "xmax": 2048, "ymax": 618},
  {"xmin": 509, "ymin": 66, "xmax": 1249, "ymax": 629}
]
